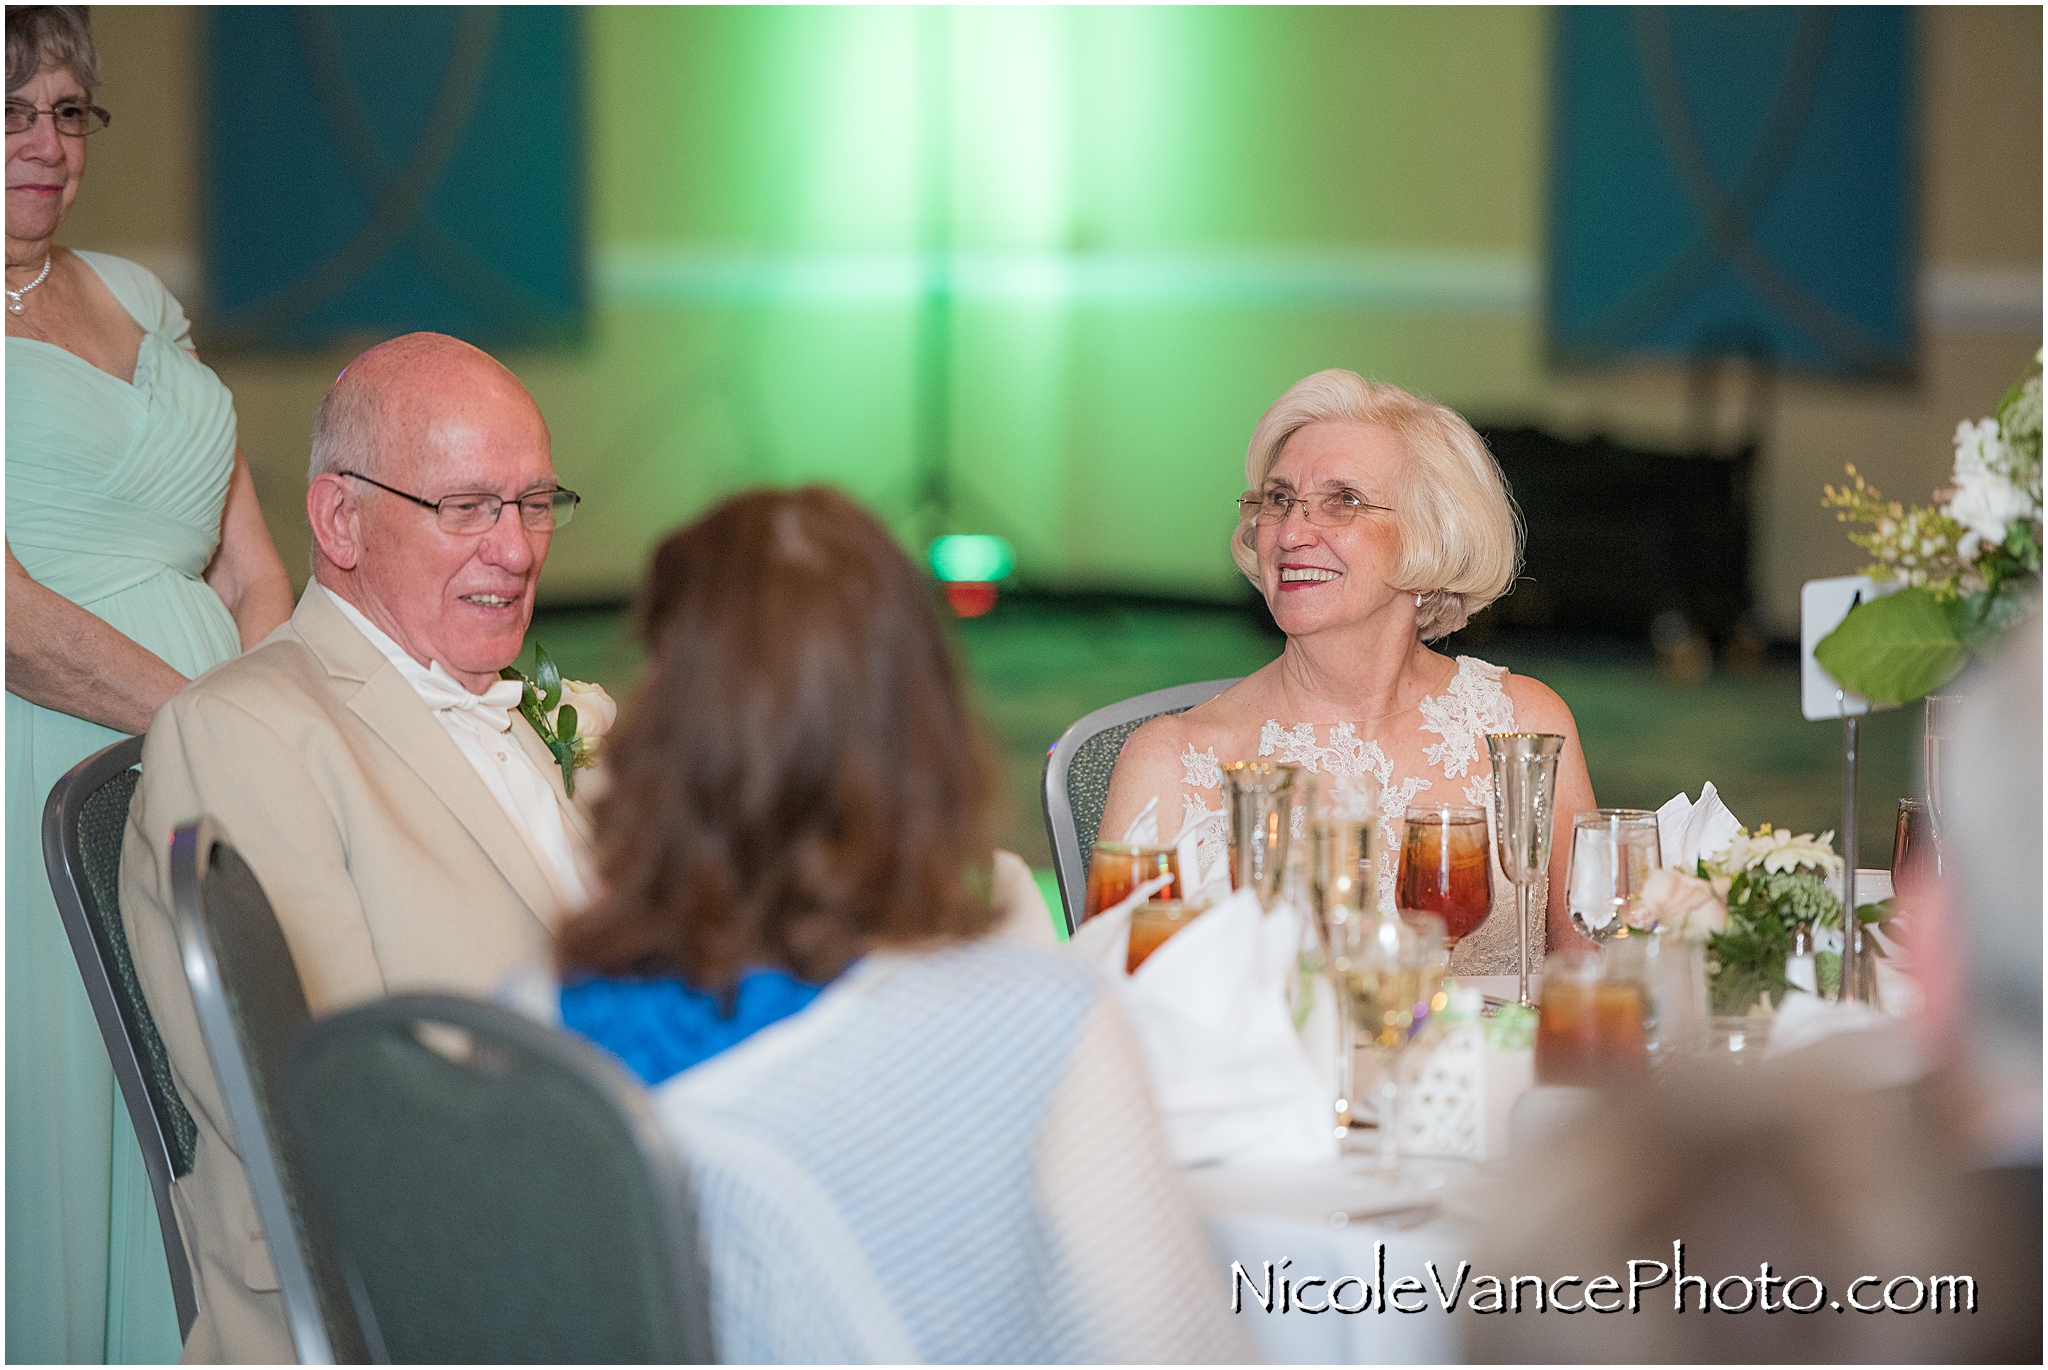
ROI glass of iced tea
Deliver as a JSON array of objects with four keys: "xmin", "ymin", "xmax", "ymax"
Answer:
[
  {"xmin": 1396, "ymin": 804, "xmax": 1492, "ymax": 951},
  {"xmin": 1892, "ymin": 798, "xmax": 1938, "ymax": 897},
  {"xmin": 1536, "ymin": 945, "xmax": 1649, "ymax": 1086},
  {"xmin": 1126, "ymin": 900, "xmax": 1201, "ymax": 974},
  {"xmin": 1083, "ymin": 842, "xmax": 1178, "ymax": 923}
]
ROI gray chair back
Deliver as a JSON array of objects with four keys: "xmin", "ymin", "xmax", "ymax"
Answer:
[
  {"xmin": 170, "ymin": 820, "xmax": 370, "ymax": 1364},
  {"xmin": 1040, "ymin": 678, "xmax": 1237, "ymax": 935},
  {"xmin": 285, "ymin": 994, "xmax": 715, "ymax": 1364},
  {"xmin": 41, "ymin": 734, "xmax": 199, "ymax": 1340}
]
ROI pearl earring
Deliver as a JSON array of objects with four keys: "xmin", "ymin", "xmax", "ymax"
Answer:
[{"xmin": 1415, "ymin": 592, "xmax": 1425, "ymax": 607}]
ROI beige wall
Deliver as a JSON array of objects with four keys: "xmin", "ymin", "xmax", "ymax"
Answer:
[{"xmin": 53, "ymin": 6, "xmax": 2042, "ymax": 633}]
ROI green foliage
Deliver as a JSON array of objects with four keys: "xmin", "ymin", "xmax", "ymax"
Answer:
[
  {"xmin": 1813, "ymin": 588, "xmax": 1969, "ymax": 705},
  {"xmin": 533, "ymin": 642, "xmax": 563, "ymax": 713},
  {"xmin": 500, "ymin": 643, "xmax": 581, "ymax": 797},
  {"xmin": 1947, "ymin": 580, "xmax": 2036, "ymax": 656},
  {"xmin": 1705, "ymin": 867, "xmax": 1842, "ymax": 1017}
]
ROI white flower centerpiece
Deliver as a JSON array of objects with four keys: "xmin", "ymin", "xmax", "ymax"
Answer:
[
  {"xmin": 1639, "ymin": 824, "xmax": 1886, "ymax": 1015},
  {"xmin": 1817, "ymin": 351, "xmax": 2042, "ymax": 703}
]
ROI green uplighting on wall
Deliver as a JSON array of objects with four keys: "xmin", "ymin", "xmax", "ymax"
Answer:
[{"xmin": 928, "ymin": 533, "xmax": 1016, "ymax": 583}]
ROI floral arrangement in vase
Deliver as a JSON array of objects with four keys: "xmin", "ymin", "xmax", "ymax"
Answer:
[
  {"xmin": 1639, "ymin": 826, "xmax": 1888, "ymax": 1016},
  {"xmin": 1816, "ymin": 351, "xmax": 2042, "ymax": 704}
]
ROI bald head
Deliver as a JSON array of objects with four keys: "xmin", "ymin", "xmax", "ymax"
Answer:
[
  {"xmin": 304, "ymin": 332, "xmax": 562, "ymax": 691},
  {"xmin": 309, "ymin": 333, "xmax": 547, "ymax": 485}
]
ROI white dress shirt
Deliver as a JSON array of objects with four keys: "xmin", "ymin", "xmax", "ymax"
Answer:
[{"xmin": 316, "ymin": 583, "xmax": 590, "ymax": 909}]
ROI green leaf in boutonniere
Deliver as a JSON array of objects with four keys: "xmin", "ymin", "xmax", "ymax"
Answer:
[
  {"xmin": 1812, "ymin": 587, "xmax": 1968, "ymax": 705},
  {"xmin": 534, "ymin": 642, "xmax": 563, "ymax": 714},
  {"xmin": 501, "ymin": 643, "xmax": 588, "ymax": 797}
]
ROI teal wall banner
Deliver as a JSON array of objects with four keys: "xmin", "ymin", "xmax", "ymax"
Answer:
[
  {"xmin": 1549, "ymin": 7, "xmax": 1914, "ymax": 380},
  {"xmin": 204, "ymin": 6, "xmax": 584, "ymax": 354}
]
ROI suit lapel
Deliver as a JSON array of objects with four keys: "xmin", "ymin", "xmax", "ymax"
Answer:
[
  {"xmin": 294, "ymin": 586, "xmax": 561, "ymax": 926},
  {"xmin": 511, "ymin": 713, "xmax": 596, "ymax": 853}
]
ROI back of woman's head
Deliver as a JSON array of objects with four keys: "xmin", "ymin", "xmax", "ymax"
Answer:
[{"xmin": 558, "ymin": 486, "xmax": 993, "ymax": 990}]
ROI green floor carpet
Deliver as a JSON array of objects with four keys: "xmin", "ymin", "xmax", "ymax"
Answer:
[{"xmin": 527, "ymin": 598, "xmax": 1919, "ymax": 876}]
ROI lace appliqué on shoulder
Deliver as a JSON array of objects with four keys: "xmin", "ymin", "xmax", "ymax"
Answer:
[
  {"xmin": 1179, "ymin": 744, "xmax": 1228, "ymax": 849},
  {"xmin": 1258, "ymin": 720, "xmax": 1373, "ymax": 777},
  {"xmin": 1419, "ymin": 657, "xmax": 1516, "ymax": 779}
]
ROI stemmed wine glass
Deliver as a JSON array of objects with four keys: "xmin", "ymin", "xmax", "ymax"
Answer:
[
  {"xmin": 1396, "ymin": 804, "xmax": 1492, "ymax": 956},
  {"xmin": 1333, "ymin": 906, "xmax": 1447, "ymax": 1180},
  {"xmin": 1484, "ymin": 733, "xmax": 1565, "ymax": 1007}
]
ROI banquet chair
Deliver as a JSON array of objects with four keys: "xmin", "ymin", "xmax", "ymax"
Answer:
[
  {"xmin": 41, "ymin": 734, "xmax": 200, "ymax": 1341},
  {"xmin": 284, "ymin": 994, "xmax": 715, "ymax": 1364},
  {"xmin": 1041, "ymin": 678, "xmax": 1238, "ymax": 935},
  {"xmin": 170, "ymin": 820, "xmax": 371, "ymax": 1365}
]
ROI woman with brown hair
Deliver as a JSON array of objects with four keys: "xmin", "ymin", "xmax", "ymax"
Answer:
[{"xmin": 553, "ymin": 487, "xmax": 1244, "ymax": 1362}]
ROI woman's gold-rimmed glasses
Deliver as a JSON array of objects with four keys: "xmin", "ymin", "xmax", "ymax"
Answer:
[{"xmin": 1237, "ymin": 489, "xmax": 1392, "ymax": 527}]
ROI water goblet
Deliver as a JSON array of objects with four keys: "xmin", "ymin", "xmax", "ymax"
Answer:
[
  {"xmin": 1396, "ymin": 803, "xmax": 1492, "ymax": 953},
  {"xmin": 1565, "ymin": 809, "xmax": 1661, "ymax": 942},
  {"xmin": 1484, "ymin": 733, "xmax": 1565, "ymax": 1007}
]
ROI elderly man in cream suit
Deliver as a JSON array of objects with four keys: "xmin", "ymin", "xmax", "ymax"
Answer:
[{"xmin": 121, "ymin": 333, "xmax": 595, "ymax": 1363}]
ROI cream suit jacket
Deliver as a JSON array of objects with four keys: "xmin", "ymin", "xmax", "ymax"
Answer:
[{"xmin": 120, "ymin": 584, "xmax": 594, "ymax": 1363}]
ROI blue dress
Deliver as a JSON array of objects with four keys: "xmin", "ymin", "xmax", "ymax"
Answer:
[{"xmin": 5, "ymin": 251, "xmax": 243, "ymax": 1364}]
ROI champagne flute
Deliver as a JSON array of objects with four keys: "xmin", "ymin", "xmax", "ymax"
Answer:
[
  {"xmin": 1565, "ymin": 809, "xmax": 1661, "ymax": 942},
  {"xmin": 1396, "ymin": 804, "xmax": 1492, "ymax": 953},
  {"xmin": 1485, "ymin": 733, "xmax": 1565, "ymax": 1007},
  {"xmin": 1219, "ymin": 762, "xmax": 1300, "ymax": 910},
  {"xmin": 1335, "ymin": 907, "xmax": 1447, "ymax": 1179},
  {"xmin": 1306, "ymin": 772, "xmax": 1379, "ymax": 1143}
]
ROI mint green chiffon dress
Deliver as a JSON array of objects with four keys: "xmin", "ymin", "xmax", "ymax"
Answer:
[{"xmin": 6, "ymin": 251, "xmax": 243, "ymax": 1364}]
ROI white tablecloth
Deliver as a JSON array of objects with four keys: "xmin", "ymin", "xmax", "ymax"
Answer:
[
  {"xmin": 1188, "ymin": 975, "xmax": 1532, "ymax": 1363},
  {"xmin": 1192, "ymin": 1158, "xmax": 1476, "ymax": 1364}
]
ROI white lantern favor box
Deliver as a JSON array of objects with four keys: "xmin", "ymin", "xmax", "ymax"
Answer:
[{"xmin": 1394, "ymin": 985, "xmax": 1536, "ymax": 1162}]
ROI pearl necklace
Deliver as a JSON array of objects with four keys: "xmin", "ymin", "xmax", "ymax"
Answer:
[{"xmin": 7, "ymin": 255, "xmax": 52, "ymax": 315}]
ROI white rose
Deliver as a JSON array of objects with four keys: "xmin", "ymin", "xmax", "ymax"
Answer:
[
  {"xmin": 1948, "ymin": 417, "xmax": 2034, "ymax": 556},
  {"xmin": 555, "ymin": 679, "xmax": 617, "ymax": 740},
  {"xmin": 1639, "ymin": 866, "xmax": 1728, "ymax": 942}
]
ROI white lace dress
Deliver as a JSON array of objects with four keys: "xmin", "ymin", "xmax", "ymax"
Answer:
[{"xmin": 1173, "ymin": 656, "xmax": 1548, "ymax": 977}]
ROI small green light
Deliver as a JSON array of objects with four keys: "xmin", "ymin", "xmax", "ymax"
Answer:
[{"xmin": 927, "ymin": 534, "xmax": 1015, "ymax": 583}]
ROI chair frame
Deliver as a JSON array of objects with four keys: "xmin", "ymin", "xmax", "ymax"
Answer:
[
  {"xmin": 1040, "ymin": 678, "xmax": 1237, "ymax": 935},
  {"xmin": 41, "ymin": 733, "xmax": 199, "ymax": 1341},
  {"xmin": 169, "ymin": 819, "xmax": 339, "ymax": 1365},
  {"xmin": 286, "ymin": 993, "xmax": 715, "ymax": 1365}
]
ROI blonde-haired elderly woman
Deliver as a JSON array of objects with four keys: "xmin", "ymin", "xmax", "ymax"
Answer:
[{"xmin": 1101, "ymin": 370, "xmax": 1596, "ymax": 973}]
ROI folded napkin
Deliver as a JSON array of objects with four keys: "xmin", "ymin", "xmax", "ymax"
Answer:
[
  {"xmin": 1655, "ymin": 782, "xmax": 1744, "ymax": 872},
  {"xmin": 1069, "ymin": 886, "xmax": 1336, "ymax": 1167},
  {"xmin": 1766, "ymin": 990, "xmax": 1926, "ymax": 1089}
]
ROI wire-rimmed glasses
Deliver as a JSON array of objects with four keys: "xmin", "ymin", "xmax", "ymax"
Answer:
[
  {"xmin": 339, "ymin": 471, "xmax": 580, "ymax": 534},
  {"xmin": 1236, "ymin": 488, "xmax": 1394, "ymax": 528},
  {"xmin": 5, "ymin": 100, "xmax": 111, "ymax": 137}
]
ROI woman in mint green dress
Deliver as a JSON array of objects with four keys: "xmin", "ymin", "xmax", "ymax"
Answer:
[{"xmin": 5, "ymin": 10, "xmax": 293, "ymax": 1362}]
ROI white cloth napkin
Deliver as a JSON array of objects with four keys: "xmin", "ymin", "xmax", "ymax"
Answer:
[
  {"xmin": 1655, "ymin": 781, "xmax": 1744, "ymax": 872},
  {"xmin": 1069, "ymin": 886, "xmax": 1336, "ymax": 1167}
]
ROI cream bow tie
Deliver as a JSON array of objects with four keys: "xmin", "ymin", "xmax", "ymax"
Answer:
[{"xmin": 414, "ymin": 665, "xmax": 527, "ymax": 734}]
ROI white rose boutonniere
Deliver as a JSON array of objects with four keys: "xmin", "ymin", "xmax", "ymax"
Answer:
[{"xmin": 500, "ymin": 644, "xmax": 617, "ymax": 797}]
